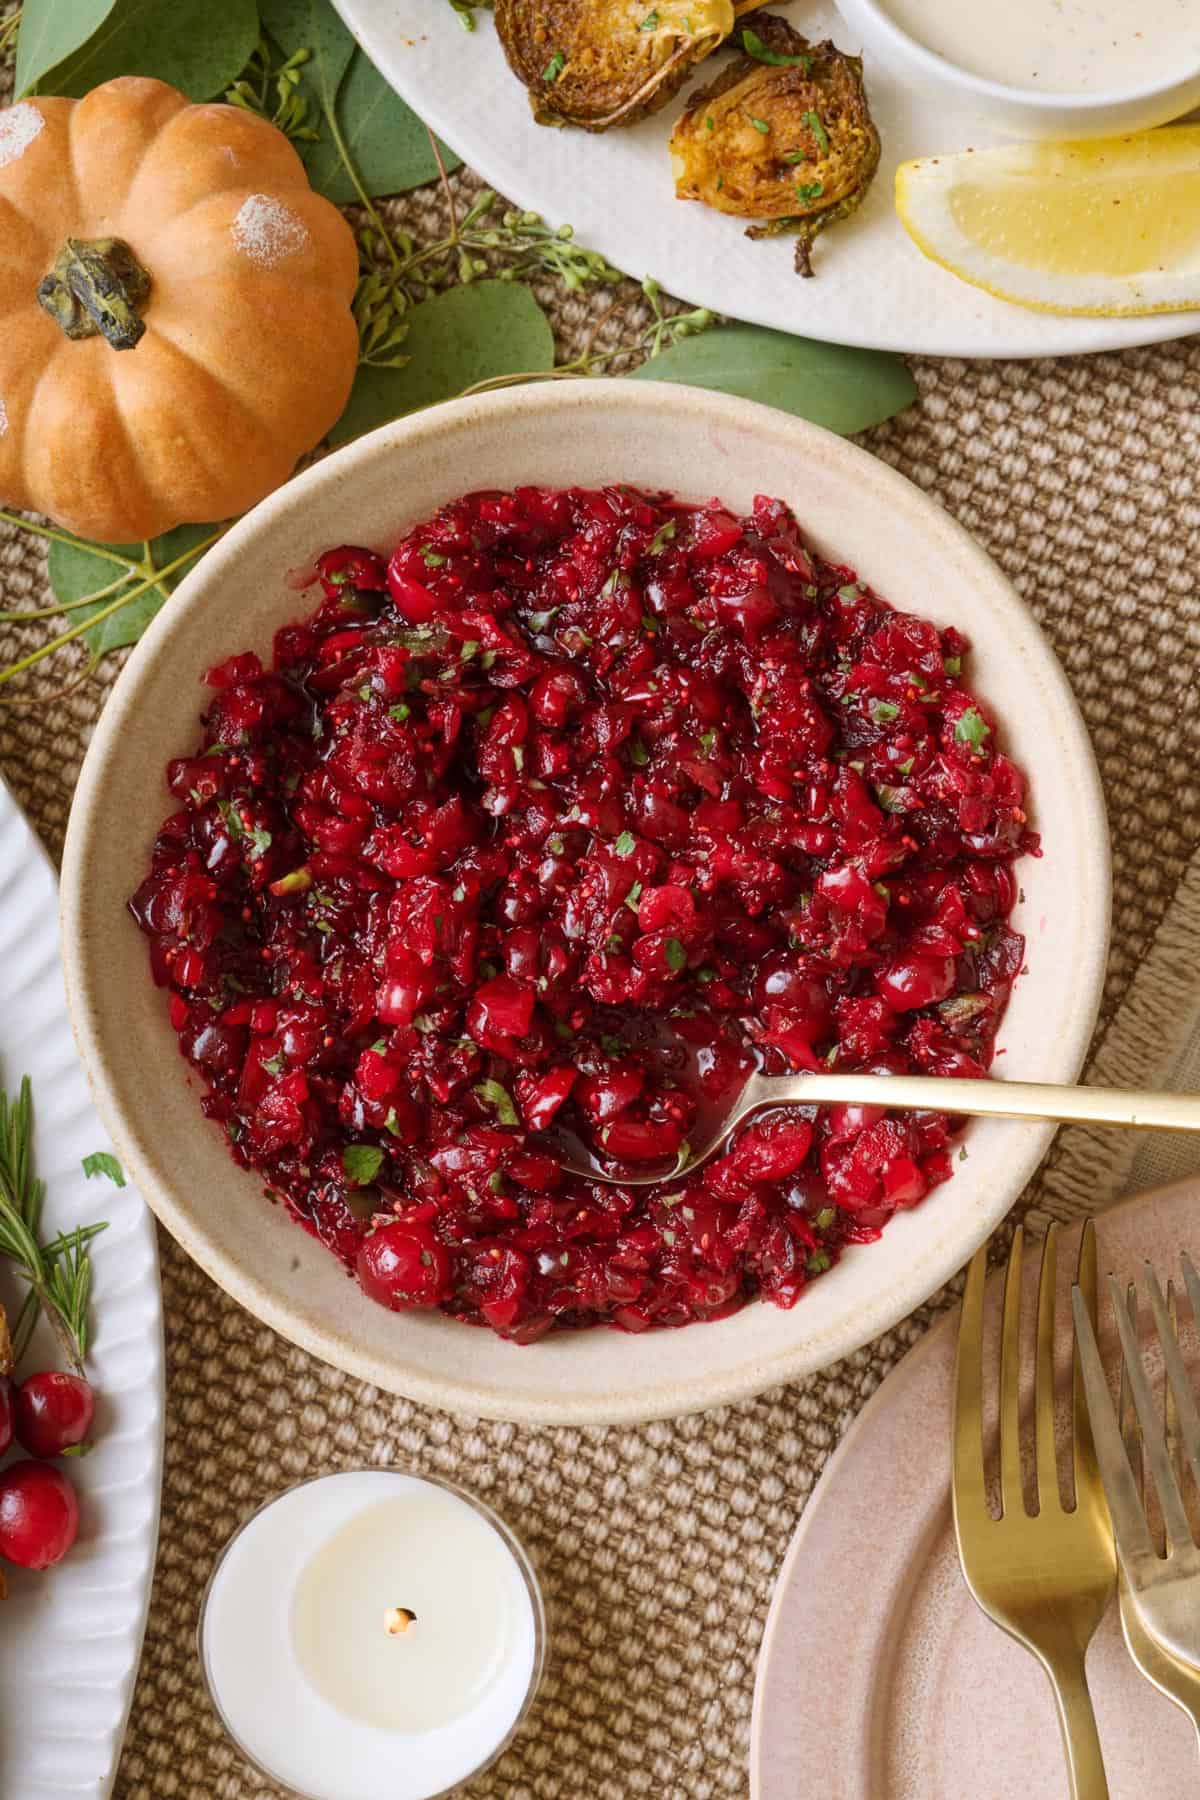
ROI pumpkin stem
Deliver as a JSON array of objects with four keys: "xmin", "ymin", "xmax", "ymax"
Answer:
[{"xmin": 36, "ymin": 238, "xmax": 151, "ymax": 351}]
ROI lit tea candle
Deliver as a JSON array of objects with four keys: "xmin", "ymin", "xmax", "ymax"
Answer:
[{"xmin": 200, "ymin": 1470, "xmax": 544, "ymax": 1799}]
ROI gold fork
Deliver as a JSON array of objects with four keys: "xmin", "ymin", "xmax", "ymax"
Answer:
[
  {"xmin": 954, "ymin": 1222, "xmax": 1115, "ymax": 1799},
  {"xmin": 1115, "ymin": 1280, "xmax": 1200, "ymax": 1742}
]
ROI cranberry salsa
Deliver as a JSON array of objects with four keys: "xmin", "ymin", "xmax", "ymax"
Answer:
[{"xmin": 131, "ymin": 485, "xmax": 1035, "ymax": 1341}]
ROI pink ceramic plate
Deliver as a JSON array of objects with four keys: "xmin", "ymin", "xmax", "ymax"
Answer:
[{"xmin": 752, "ymin": 1180, "xmax": 1200, "ymax": 1799}]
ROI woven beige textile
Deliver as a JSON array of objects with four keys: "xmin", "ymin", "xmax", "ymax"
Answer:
[{"xmin": 0, "ymin": 164, "xmax": 1198, "ymax": 1799}]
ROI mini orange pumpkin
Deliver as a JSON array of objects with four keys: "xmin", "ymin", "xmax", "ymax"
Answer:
[{"xmin": 0, "ymin": 77, "xmax": 360, "ymax": 543}]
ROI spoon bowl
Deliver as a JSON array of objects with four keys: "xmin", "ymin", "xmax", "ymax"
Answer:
[{"xmin": 559, "ymin": 1070, "xmax": 1200, "ymax": 1186}]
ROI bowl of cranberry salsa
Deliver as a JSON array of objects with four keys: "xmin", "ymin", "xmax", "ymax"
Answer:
[{"xmin": 62, "ymin": 382, "xmax": 1108, "ymax": 1424}]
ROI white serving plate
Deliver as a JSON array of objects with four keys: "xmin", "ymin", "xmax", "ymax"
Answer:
[
  {"xmin": 336, "ymin": 0, "xmax": 1200, "ymax": 359},
  {"xmin": 0, "ymin": 777, "xmax": 163, "ymax": 1798}
]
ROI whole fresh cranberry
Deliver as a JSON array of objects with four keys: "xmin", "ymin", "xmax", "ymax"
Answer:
[
  {"xmin": 0, "ymin": 1461, "xmax": 80, "ymax": 1569},
  {"xmin": 15, "ymin": 1372, "xmax": 96, "ymax": 1460},
  {"xmin": 357, "ymin": 1220, "xmax": 452, "ymax": 1311}
]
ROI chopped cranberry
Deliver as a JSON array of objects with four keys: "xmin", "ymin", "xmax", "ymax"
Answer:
[{"xmin": 130, "ymin": 486, "xmax": 1034, "ymax": 1340}]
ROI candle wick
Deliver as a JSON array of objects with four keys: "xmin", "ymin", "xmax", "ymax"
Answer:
[{"xmin": 383, "ymin": 1607, "xmax": 417, "ymax": 1636}]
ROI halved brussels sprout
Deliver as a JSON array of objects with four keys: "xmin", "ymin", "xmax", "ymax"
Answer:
[
  {"xmin": 495, "ymin": 0, "xmax": 736, "ymax": 131},
  {"xmin": 670, "ymin": 13, "xmax": 881, "ymax": 275}
]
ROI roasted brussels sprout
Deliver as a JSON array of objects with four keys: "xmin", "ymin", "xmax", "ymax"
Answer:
[
  {"xmin": 495, "ymin": 0, "xmax": 737, "ymax": 131},
  {"xmin": 670, "ymin": 13, "xmax": 881, "ymax": 275}
]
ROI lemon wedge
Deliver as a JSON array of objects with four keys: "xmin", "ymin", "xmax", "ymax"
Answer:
[{"xmin": 895, "ymin": 130, "xmax": 1200, "ymax": 316}]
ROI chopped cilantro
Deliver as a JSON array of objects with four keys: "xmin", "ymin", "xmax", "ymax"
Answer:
[
  {"xmin": 804, "ymin": 108, "xmax": 829, "ymax": 152},
  {"xmin": 624, "ymin": 880, "xmax": 644, "ymax": 911},
  {"xmin": 474, "ymin": 1079, "xmax": 519, "ymax": 1127},
  {"xmin": 629, "ymin": 739, "xmax": 650, "ymax": 768},
  {"xmin": 615, "ymin": 830, "xmax": 636, "ymax": 857},
  {"xmin": 665, "ymin": 937, "xmax": 687, "ymax": 973},
  {"xmin": 870, "ymin": 699, "xmax": 900, "ymax": 724},
  {"xmin": 82, "ymin": 1151, "xmax": 125, "ymax": 1188},
  {"xmin": 342, "ymin": 1144, "xmax": 383, "ymax": 1185},
  {"xmin": 648, "ymin": 519, "xmax": 678, "ymax": 554},
  {"xmin": 639, "ymin": 9, "xmax": 660, "ymax": 26},
  {"xmin": 795, "ymin": 181, "xmax": 825, "ymax": 204},
  {"xmin": 944, "ymin": 655, "xmax": 962, "ymax": 676},
  {"xmin": 955, "ymin": 707, "xmax": 991, "ymax": 749},
  {"xmin": 748, "ymin": 114, "xmax": 771, "ymax": 134},
  {"xmin": 542, "ymin": 49, "xmax": 565, "ymax": 80},
  {"xmin": 389, "ymin": 702, "xmax": 411, "ymax": 721},
  {"xmin": 419, "ymin": 546, "xmax": 447, "ymax": 568},
  {"xmin": 261, "ymin": 1053, "xmax": 284, "ymax": 1075}
]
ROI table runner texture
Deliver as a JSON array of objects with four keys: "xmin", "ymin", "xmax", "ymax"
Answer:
[{"xmin": 1, "ymin": 167, "xmax": 1199, "ymax": 1799}]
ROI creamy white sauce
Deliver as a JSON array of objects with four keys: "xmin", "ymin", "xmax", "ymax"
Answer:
[{"xmin": 880, "ymin": 0, "xmax": 1200, "ymax": 92}]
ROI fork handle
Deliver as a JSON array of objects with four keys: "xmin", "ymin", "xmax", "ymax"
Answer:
[{"xmin": 1043, "ymin": 1649, "xmax": 1109, "ymax": 1800}]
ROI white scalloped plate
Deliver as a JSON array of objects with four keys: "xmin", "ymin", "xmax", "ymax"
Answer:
[
  {"xmin": 0, "ymin": 777, "xmax": 162, "ymax": 1798},
  {"xmin": 338, "ymin": 0, "xmax": 1200, "ymax": 359}
]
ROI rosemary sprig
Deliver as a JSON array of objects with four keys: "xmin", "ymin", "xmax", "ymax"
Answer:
[{"xmin": 0, "ymin": 1078, "xmax": 107, "ymax": 1373}]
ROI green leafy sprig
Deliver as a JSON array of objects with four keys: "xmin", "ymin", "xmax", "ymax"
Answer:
[{"xmin": 0, "ymin": 1077, "xmax": 108, "ymax": 1372}]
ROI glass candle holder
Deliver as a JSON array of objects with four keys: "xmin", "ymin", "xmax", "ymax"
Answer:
[{"xmin": 199, "ymin": 1468, "xmax": 545, "ymax": 1800}]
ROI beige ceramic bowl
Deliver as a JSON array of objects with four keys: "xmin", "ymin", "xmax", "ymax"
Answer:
[{"xmin": 61, "ymin": 381, "xmax": 1110, "ymax": 1425}]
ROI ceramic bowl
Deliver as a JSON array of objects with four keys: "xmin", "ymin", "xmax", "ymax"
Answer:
[
  {"xmin": 60, "ymin": 380, "xmax": 1110, "ymax": 1425},
  {"xmin": 834, "ymin": 0, "xmax": 1200, "ymax": 139}
]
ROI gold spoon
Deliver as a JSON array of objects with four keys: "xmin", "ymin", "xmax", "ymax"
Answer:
[{"xmin": 557, "ymin": 1070, "xmax": 1200, "ymax": 1186}]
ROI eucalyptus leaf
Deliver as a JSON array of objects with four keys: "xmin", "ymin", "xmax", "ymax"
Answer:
[
  {"xmin": 15, "ymin": 0, "xmax": 115, "ymax": 96},
  {"xmin": 258, "ymin": 0, "xmax": 356, "ymax": 110},
  {"xmin": 49, "ymin": 524, "xmax": 217, "ymax": 660},
  {"xmin": 329, "ymin": 281, "xmax": 553, "ymax": 446},
  {"xmin": 303, "ymin": 47, "xmax": 462, "ymax": 203},
  {"xmin": 628, "ymin": 324, "xmax": 916, "ymax": 435},
  {"xmin": 38, "ymin": 0, "xmax": 260, "ymax": 100}
]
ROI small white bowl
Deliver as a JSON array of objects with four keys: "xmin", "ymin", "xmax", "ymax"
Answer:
[
  {"xmin": 835, "ymin": 0, "xmax": 1200, "ymax": 139},
  {"xmin": 60, "ymin": 380, "xmax": 1110, "ymax": 1426}
]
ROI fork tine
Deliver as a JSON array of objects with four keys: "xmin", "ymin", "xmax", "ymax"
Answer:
[
  {"xmin": 1109, "ymin": 1273, "xmax": 1194, "ymax": 1554},
  {"xmin": 1180, "ymin": 1254, "xmax": 1200, "ymax": 1346},
  {"xmin": 1118, "ymin": 1285, "xmax": 1143, "ymax": 1498},
  {"xmin": 1034, "ymin": 1225, "xmax": 1060, "ymax": 1512},
  {"xmin": 1143, "ymin": 1263, "xmax": 1200, "ymax": 1500},
  {"xmin": 953, "ymin": 1244, "xmax": 989, "ymax": 1525},
  {"xmin": 1073, "ymin": 1220, "xmax": 1102, "ymax": 1497},
  {"xmin": 999, "ymin": 1227, "xmax": 1026, "ymax": 1518},
  {"xmin": 1072, "ymin": 1282, "xmax": 1157, "ymax": 1561}
]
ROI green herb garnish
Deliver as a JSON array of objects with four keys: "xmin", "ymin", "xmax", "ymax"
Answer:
[
  {"xmin": 543, "ymin": 49, "xmax": 565, "ymax": 81},
  {"xmin": 474, "ymin": 1079, "xmax": 519, "ymax": 1127},
  {"xmin": 742, "ymin": 28, "xmax": 811, "ymax": 68},
  {"xmin": 748, "ymin": 114, "xmax": 771, "ymax": 134},
  {"xmin": 615, "ymin": 831, "xmax": 636, "ymax": 857},
  {"xmin": 342, "ymin": 1144, "xmax": 384, "ymax": 1186},
  {"xmin": 804, "ymin": 108, "xmax": 829, "ymax": 152},
  {"xmin": 665, "ymin": 937, "xmax": 687, "ymax": 972},
  {"xmin": 82, "ymin": 1151, "xmax": 125, "ymax": 1189},
  {"xmin": 955, "ymin": 707, "xmax": 990, "ymax": 749}
]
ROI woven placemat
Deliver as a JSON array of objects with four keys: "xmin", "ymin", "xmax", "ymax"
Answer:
[{"xmin": 1, "ymin": 163, "xmax": 1198, "ymax": 1800}]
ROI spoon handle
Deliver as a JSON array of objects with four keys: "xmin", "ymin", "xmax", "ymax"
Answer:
[{"xmin": 758, "ymin": 1073, "xmax": 1200, "ymax": 1131}]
